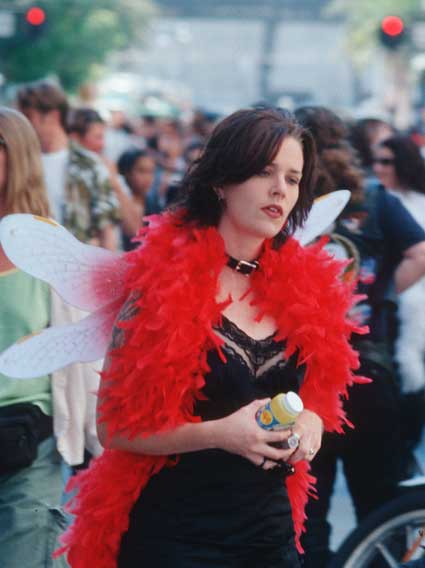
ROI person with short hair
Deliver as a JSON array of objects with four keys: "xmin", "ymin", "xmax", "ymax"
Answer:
[
  {"xmin": 68, "ymin": 107, "xmax": 106, "ymax": 155},
  {"xmin": 68, "ymin": 106, "xmax": 141, "ymax": 248},
  {"xmin": 16, "ymin": 80, "xmax": 120, "ymax": 250},
  {"xmin": 57, "ymin": 107, "xmax": 363, "ymax": 568}
]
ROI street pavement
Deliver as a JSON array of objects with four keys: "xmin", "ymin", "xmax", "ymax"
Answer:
[{"xmin": 329, "ymin": 461, "xmax": 356, "ymax": 551}]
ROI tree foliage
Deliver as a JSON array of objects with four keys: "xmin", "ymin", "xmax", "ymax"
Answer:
[
  {"xmin": 325, "ymin": 0, "xmax": 420, "ymax": 66},
  {"xmin": 0, "ymin": 0, "xmax": 155, "ymax": 91}
]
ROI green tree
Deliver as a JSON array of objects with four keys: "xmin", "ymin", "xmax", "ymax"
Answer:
[
  {"xmin": 325, "ymin": 0, "xmax": 419, "ymax": 65},
  {"xmin": 0, "ymin": 0, "xmax": 155, "ymax": 91}
]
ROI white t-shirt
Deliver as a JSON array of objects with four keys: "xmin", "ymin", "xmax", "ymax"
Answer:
[{"xmin": 41, "ymin": 149, "xmax": 69, "ymax": 223}]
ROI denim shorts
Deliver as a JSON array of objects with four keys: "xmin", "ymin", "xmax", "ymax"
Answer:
[{"xmin": 0, "ymin": 437, "xmax": 68, "ymax": 567}]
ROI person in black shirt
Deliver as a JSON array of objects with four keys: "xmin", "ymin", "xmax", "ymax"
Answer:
[
  {"xmin": 64, "ymin": 108, "xmax": 361, "ymax": 568},
  {"xmin": 295, "ymin": 106, "xmax": 425, "ymax": 568},
  {"xmin": 110, "ymin": 108, "xmax": 323, "ymax": 568}
]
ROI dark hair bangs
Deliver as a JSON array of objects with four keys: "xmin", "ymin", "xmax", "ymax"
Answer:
[{"xmin": 179, "ymin": 107, "xmax": 317, "ymax": 244}]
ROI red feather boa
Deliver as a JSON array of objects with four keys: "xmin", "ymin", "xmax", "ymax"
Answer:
[{"xmin": 56, "ymin": 212, "xmax": 367, "ymax": 567}]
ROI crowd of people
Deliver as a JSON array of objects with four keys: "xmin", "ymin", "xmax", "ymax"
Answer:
[{"xmin": 1, "ymin": 78, "xmax": 425, "ymax": 568}]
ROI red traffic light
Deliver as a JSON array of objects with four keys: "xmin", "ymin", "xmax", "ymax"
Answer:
[
  {"xmin": 26, "ymin": 6, "xmax": 46, "ymax": 26},
  {"xmin": 378, "ymin": 15, "xmax": 407, "ymax": 49},
  {"xmin": 381, "ymin": 16, "xmax": 404, "ymax": 37}
]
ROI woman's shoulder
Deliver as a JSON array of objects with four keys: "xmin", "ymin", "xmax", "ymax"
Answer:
[
  {"xmin": 123, "ymin": 211, "xmax": 224, "ymax": 289},
  {"xmin": 269, "ymin": 237, "xmax": 354, "ymax": 311},
  {"xmin": 278, "ymin": 237, "xmax": 347, "ymax": 281}
]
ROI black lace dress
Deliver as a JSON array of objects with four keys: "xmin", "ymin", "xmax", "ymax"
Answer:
[{"xmin": 118, "ymin": 316, "xmax": 305, "ymax": 567}]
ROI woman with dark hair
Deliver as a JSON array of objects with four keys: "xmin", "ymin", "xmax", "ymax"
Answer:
[
  {"xmin": 349, "ymin": 117, "xmax": 395, "ymax": 172},
  {"xmin": 294, "ymin": 106, "xmax": 365, "ymax": 207},
  {"xmin": 373, "ymin": 135, "xmax": 425, "ymax": 459},
  {"xmin": 117, "ymin": 148, "xmax": 156, "ymax": 203},
  {"xmin": 117, "ymin": 148, "xmax": 156, "ymax": 250},
  {"xmin": 57, "ymin": 107, "xmax": 362, "ymax": 568},
  {"xmin": 373, "ymin": 135, "xmax": 425, "ymax": 196},
  {"xmin": 295, "ymin": 107, "xmax": 425, "ymax": 568}
]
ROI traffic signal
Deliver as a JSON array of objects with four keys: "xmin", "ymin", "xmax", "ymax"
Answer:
[
  {"xmin": 379, "ymin": 16, "xmax": 406, "ymax": 49},
  {"xmin": 24, "ymin": 6, "xmax": 47, "ymax": 39}
]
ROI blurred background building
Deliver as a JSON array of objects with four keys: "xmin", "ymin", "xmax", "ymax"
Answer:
[
  {"xmin": 95, "ymin": 0, "xmax": 417, "ymax": 125},
  {"xmin": 0, "ymin": 0, "xmax": 424, "ymax": 126},
  {"xmin": 135, "ymin": 0, "xmax": 351, "ymax": 112}
]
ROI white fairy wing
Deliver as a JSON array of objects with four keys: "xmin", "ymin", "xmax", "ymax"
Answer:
[
  {"xmin": 293, "ymin": 190, "xmax": 350, "ymax": 246},
  {"xmin": 0, "ymin": 214, "xmax": 128, "ymax": 311},
  {"xmin": 0, "ymin": 298, "xmax": 123, "ymax": 378}
]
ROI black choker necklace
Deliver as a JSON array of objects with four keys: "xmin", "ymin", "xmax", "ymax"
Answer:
[{"xmin": 226, "ymin": 254, "xmax": 260, "ymax": 275}]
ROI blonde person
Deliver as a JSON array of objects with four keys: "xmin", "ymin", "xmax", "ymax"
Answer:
[{"xmin": 0, "ymin": 107, "xmax": 68, "ymax": 567}]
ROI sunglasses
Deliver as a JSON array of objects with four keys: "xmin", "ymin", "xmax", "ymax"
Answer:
[{"xmin": 372, "ymin": 158, "xmax": 395, "ymax": 166}]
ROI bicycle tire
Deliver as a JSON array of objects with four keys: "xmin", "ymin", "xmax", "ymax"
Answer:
[{"xmin": 330, "ymin": 490, "xmax": 425, "ymax": 568}]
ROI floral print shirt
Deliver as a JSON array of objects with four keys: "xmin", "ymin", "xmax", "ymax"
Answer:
[{"xmin": 63, "ymin": 142, "xmax": 120, "ymax": 243}]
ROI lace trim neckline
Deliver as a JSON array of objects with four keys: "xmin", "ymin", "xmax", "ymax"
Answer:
[{"xmin": 219, "ymin": 315, "xmax": 281, "ymax": 346}]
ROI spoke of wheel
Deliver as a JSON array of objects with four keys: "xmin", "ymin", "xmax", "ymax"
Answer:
[
  {"xmin": 375, "ymin": 542, "xmax": 401, "ymax": 568},
  {"xmin": 402, "ymin": 526, "xmax": 425, "ymax": 562}
]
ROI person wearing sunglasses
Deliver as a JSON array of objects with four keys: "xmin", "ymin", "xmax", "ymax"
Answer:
[
  {"xmin": 373, "ymin": 136, "xmax": 425, "ymax": 469},
  {"xmin": 372, "ymin": 136, "xmax": 425, "ymax": 202},
  {"xmin": 295, "ymin": 107, "xmax": 425, "ymax": 568}
]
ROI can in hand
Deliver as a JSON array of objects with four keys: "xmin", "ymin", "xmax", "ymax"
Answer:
[{"xmin": 256, "ymin": 392, "xmax": 303, "ymax": 431}]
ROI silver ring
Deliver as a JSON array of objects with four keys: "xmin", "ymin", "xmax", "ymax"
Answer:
[
  {"xmin": 308, "ymin": 448, "xmax": 315, "ymax": 456},
  {"xmin": 259, "ymin": 456, "xmax": 267, "ymax": 467},
  {"xmin": 287, "ymin": 432, "xmax": 300, "ymax": 450}
]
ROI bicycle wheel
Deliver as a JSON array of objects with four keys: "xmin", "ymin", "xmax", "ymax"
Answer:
[{"xmin": 330, "ymin": 491, "xmax": 425, "ymax": 568}]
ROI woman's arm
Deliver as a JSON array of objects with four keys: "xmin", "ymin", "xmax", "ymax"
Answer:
[
  {"xmin": 378, "ymin": 190, "xmax": 425, "ymax": 293},
  {"xmin": 394, "ymin": 241, "xmax": 425, "ymax": 293},
  {"xmin": 96, "ymin": 293, "xmax": 304, "ymax": 466},
  {"xmin": 99, "ymin": 223, "xmax": 118, "ymax": 251},
  {"xmin": 103, "ymin": 157, "xmax": 142, "ymax": 237},
  {"xmin": 98, "ymin": 395, "xmax": 309, "ymax": 466}
]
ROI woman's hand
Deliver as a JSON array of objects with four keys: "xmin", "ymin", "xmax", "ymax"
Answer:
[
  {"xmin": 285, "ymin": 409, "xmax": 324, "ymax": 464},
  {"xmin": 213, "ymin": 399, "xmax": 304, "ymax": 470},
  {"xmin": 98, "ymin": 399, "xmax": 323, "ymax": 466}
]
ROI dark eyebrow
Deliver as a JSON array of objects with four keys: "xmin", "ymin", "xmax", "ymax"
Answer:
[{"xmin": 269, "ymin": 163, "xmax": 302, "ymax": 176}]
